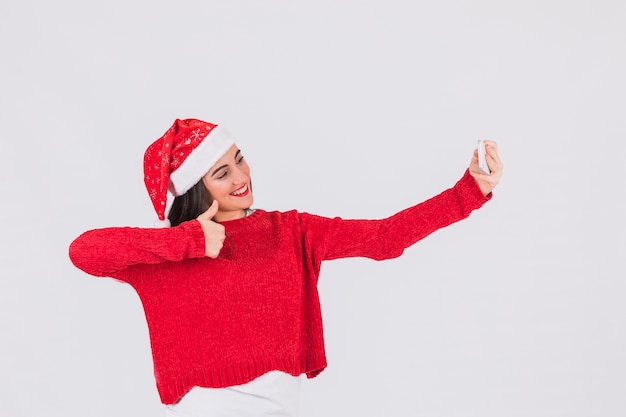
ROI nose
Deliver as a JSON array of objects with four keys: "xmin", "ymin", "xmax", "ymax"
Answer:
[{"xmin": 231, "ymin": 165, "xmax": 248, "ymax": 184}]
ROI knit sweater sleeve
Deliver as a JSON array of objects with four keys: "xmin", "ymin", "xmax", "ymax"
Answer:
[
  {"xmin": 68, "ymin": 219, "xmax": 206, "ymax": 281},
  {"xmin": 300, "ymin": 170, "xmax": 491, "ymax": 262}
]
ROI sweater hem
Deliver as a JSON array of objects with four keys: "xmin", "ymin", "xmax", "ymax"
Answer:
[{"xmin": 157, "ymin": 353, "xmax": 327, "ymax": 405}]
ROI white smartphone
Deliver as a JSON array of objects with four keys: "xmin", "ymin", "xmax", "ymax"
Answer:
[{"xmin": 477, "ymin": 139, "xmax": 491, "ymax": 175}]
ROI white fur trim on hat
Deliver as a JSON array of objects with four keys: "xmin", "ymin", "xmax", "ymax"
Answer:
[{"xmin": 168, "ymin": 125, "xmax": 235, "ymax": 196}]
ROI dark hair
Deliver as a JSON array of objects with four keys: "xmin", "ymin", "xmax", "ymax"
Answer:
[{"xmin": 168, "ymin": 180, "xmax": 211, "ymax": 227}]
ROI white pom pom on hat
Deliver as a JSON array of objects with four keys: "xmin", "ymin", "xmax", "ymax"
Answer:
[{"xmin": 143, "ymin": 119, "xmax": 235, "ymax": 227}]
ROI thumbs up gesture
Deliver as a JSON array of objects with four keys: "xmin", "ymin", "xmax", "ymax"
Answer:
[{"xmin": 196, "ymin": 200, "xmax": 226, "ymax": 258}]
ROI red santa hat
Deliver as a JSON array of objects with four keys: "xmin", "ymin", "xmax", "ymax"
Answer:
[{"xmin": 143, "ymin": 118, "xmax": 235, "ymax": 227}]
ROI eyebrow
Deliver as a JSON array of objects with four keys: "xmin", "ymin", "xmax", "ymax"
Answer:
[
  {"xmin": 211, "ymin": 150, "xmax": 242, "ymax": 177},
  {"xmin": 211, "ymin": 165, "xmax": 228, "ymax": 177}
]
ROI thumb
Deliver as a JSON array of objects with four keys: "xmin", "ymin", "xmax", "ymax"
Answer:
[
  {"xmin": 204, "ymin": 200, "xmax": 219, "ymax": 219},
  {"xmin": 200, "ymin": 200, "xmax": 219, "ymax": 220}
]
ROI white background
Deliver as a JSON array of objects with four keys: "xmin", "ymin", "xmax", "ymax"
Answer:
[{"xmin": 1, "ymin": 1, "xmax": 625, "ymax": 416}]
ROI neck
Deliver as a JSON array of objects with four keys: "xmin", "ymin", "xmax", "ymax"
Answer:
[{"xmin": 214, "ymin": 209, "xmax": 247, "ymax": 222}]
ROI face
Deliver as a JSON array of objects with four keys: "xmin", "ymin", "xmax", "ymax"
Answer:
[{"xmin": 202, "ymin": 145, "xmax": 253, "ymax": 222}]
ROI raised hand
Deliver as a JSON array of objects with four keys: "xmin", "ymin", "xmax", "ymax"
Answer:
[
  {"xmin": 196, "ymin": 200, "xmax": 226, "ymax": 258},
  {"xmin": 469, "ymin": 140, "xmax": 503, "ymax": 196}
]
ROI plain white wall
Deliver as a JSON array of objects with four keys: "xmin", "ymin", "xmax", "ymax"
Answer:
[{"xmin": 1, "ymin": 0, "xmax": 625, "ymax": 416}]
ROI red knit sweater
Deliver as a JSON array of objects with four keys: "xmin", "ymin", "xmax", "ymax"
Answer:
[{"xmin": 69, "ymin": 170, "xmax": 490, "ymax": 404}]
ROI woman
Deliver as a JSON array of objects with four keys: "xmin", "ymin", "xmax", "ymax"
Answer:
[{"xmin": 69, "ymin": 118, "xmax": 503, "ymax": 416}]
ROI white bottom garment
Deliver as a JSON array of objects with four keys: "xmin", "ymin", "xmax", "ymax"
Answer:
[{"xmin": 164, "ymin": 371, "xmax": 302, "ymax": 417}]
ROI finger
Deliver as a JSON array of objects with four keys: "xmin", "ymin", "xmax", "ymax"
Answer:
[
  {"xmin": 486, "ymin": 144, "xmax": 503, "ymax": 170},
  {"xmin": 201, "ymin": 200, "xmax": 219, "ymax": 219},
  {"xmin": 484, "ymin": 141, "xmax": 502, "ymax": 162},
  {"xmin": 484, "ymin": 141, "xmax": 500, "ymax": 159},
  {"xmin": 470, "ymin": 148, "xmax": 479, "ymax": 164},
  {"xmin": 206, "ymin": 243, "xmax": 223, "ymax": 259},
  {"xmin": 469, "ymin": 149, "xmax": 482, "ymax": 174},
  {"xmin": 483, "ymin": 140, "xmax": 498, "ymax": 150}
]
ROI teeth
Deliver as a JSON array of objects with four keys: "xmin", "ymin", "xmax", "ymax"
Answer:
[{"xmin": 231, "ymin": 184, "xmax": 248, "ymax": 195}]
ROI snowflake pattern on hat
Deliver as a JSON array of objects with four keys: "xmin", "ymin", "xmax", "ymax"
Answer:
[{"xmin": 143, "ymin": 119, "xmax": 219, "ymax": 223}]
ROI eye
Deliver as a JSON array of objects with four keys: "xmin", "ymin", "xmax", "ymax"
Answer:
[
  {"xmin": 217, "ymin": 170, "xmax": 228, "ymax": 179},
  {"xmin": 236, "ymin": 155, "xmax": 245, "ymax": 164}
]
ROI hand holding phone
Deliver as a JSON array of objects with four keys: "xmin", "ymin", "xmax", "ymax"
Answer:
[{"xmin": 477, "ymin": 139, "xmax": 491, "ymax": 175}]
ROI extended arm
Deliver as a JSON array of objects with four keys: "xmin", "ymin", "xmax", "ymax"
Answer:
[
  {"xmin": 69, "ymin": 220, "xmax": 206, "ymax": 280},
  {"xmin": 328, "ymin": 170, "xmax": 490, "ymax": 260},
  {"xmin": 299, "ymin": 168, "xmax": 493, "ymax": 265},
  {"xmin": 69, "ymin": 199, "xmax": 230, "ymax": 280},
  {"xmin": 303, "ymin": 141, "xmax": 503, "ymax": 261}
]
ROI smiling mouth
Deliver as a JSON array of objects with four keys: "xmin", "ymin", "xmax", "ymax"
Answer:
[{"xmin": 230, "ymin": 184, "xmax": 250, "ymax": 197}]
